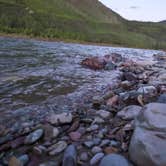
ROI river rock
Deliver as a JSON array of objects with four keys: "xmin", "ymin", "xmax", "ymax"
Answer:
[
  {"xmin": 83, "ymin": 141, "xmax": 94, "ymax": 148},
  {"xmin": 106, "ymin": 95, "xmax": 119, "ymax": 106},
  {"xmin": 48, "ymin": 141, "xmax": 67, "ymax": 155},
  {"xmin": 117, "ymin": 105, "xmax": 142, "ymax": 120},
  {"xmin": 86, "ymin": 124, "xmax": 99, "ymax": 132},
  {"xmin": 90, "ymin": 153, "xmax": 104, "ymax": 165},
  {"xmin": 43, "ymin": 124, "xmax": 59, "ymax": 141},
  {"xmin": 91, "ymin": 146, "xmax": 102, "ymax": 154},
  {"xmin": 137, "ymin": 86, "xmax": 157, "ymax": 95},
  {"xmin": 18, "ymin": 154, "xmax": 29, "ymax": 166},
  {"xmin": 69, "ymin": 132, "xmax": 81, "ymax": 141},
  {"xmin": 129, "ymin": 103, "xmax": 166, "ymax": 166},
  {"xmin": 80, "ymin": 152, "xmax": 89, "ymax": 161},
  {"xmin": 124, "ymin": 72, "xmax": 137, "ymax": 81},
  {"xmin": 157, "ymin": 94, "xmax": 166, "ymax": 103},
  {"xmin": 8, "ymin": 156, "xmax": 21, "ymax": 166},
  {"xmin": 153, "ymin": 52, "xmax": 166, "ymax": 61},
  {"xmin": 105, "ymin": 61, "xmax": 116, "ymax": 70},
  {"xmin": 93, "ymin": 117, "xmax": 104, "ymax": 124},
  {"xmin": 99, "ymin": 154, "xmax": 130, "ymax": 166},
  {"xmin": 97, "ymin": 110, "xmax": 110, "ymax": 119},
  {"xmin": 24, "ymin": 129, "xmax": 43, "ymax": 144},
  {"xmin": 63, "ymin": 145, "xmax": 77, "ymax": 166},
  {"xmin": 47, "ymin": 112, "xmax": 73, "ymax": 125},
  {"xmin": 81, "ymin": 57, "xmax": 106, "ymax": 70}
]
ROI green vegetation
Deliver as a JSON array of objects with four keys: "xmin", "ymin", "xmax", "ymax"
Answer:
[{"xmin": 0, "ymin": 0, "xmax": 166, "ymax": 49}]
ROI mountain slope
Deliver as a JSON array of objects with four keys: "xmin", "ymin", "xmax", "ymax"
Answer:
[{"xmin": 0, "ymin": 0, "xmax": 166, "ymax": 49}]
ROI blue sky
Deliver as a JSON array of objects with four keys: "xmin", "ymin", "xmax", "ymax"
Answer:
[{"xmin": 99, "ymin": 0, "xmax": 166, "ymax": 22}]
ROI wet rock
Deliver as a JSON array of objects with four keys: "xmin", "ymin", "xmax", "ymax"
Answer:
[
  {"xmin": 153, "ymin": 52, "xmax": 166, "ymax": 61},
  {"xmin": 105, "ymin": 61, "xmax": 116, "ymax": 70},
  {"xmin": 69, "ymin": 132, "xmax": 81, "ymax": 141},
  {"xmin": 90, "ymin": 153, "xmax": 104, "ymax": 165},
  {"xmin": 48, "ymin": 141, "xmax": 67, "ymax": 155},
  {"xmin": 129, "ymin": 103, "xmax": 166, "ymax": 166},
  {"xmin": 157, "ymin": 94, "xmax": 166, "ymax": 103},
  {"xmin": 97, "ymin": 110, "xmax": 110, "ymax": 119},
  {"xmin": 24, "ymin": 129, "xmax": 43, "ymax": 144},
  {"xmin": 86, "ymin": 124, "xmax": 99, "ymax": 132},
  {"xmin": 117, "ymin": 105, "xmax": 142, "ymax": 120},
  {"xmin": 137, "ymin": 86, "xmax": 157, "ymax": 95},
  {"xmin": 99, "ymin": 154, "xmax": 130, "ymax": 166},
  {"xmin": 80, "ymin": 152, "xmax": 89, "ymax": 161},
  {"xmin": 106, "ymin": 95, "xmax": 119, "ymax": 107},
  {"xmin": 63, "ymin": 145, "xmax": 77, "ymax": 166},
  {"xmin": 43, "ymin": 124, "xmax": 59, "ymax": 141},
  {"xmin": 91, "ymin": 146, "xmax": 102, "ymax": 154},
  {"xmin": 47, "ymin": 112, "xmax": 73, "ymax": 125},
  {"xmin": 93, "ymin": 138, "xmax": 101, "ymax": 145},
  {"xmin": 158, "ymin": 73, "xmax": 166, "ymax": 82}
]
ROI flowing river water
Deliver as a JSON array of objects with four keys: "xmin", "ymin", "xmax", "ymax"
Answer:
[{"xmin": 0, "ymin": 37, "xmax": 163, "ymax": 127}]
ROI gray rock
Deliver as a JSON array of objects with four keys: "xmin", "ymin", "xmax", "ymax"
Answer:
[
  {"xmin": 40, "ymin": 161, "xmax": 59, "ymax": 166},
  {"xmin": 93, "ymin": 138, "xmax": 101, "ymax": 145},
  {"xmin": 80, "ymin": 152, "xmax": 89, "ymax": 161},
  {"xmin": 63, "ymin": 145, "xmax": 77, "ymax": 166},
  {"xmin": 48, "ymin": 141, "xmax": 67, "ymax": 155},
  {"xmin": 117, "ymin": 105, "xmax": 142, "ymax": 120},
  {"xmin": 100, "ymin": 139, "xmax": 110, "ymax": 147},
  {"xmin": 99, "ymin": 154, "xmax": 130, "ymax": 166},
  {"xmin": 90, "ymin": 153, "xmax": 104, "ymax": 165},
  {"xmin": 129, "ymin": 103, "xmax": 166, "ymax": 166},
  {"xmin": 91, "ymin": 146, "xmax": 102, "ymax": 154},
  {"xmin": 18, "ymin": 154, "xmax": 29, "ymax": 166},
  {"xmin": 47, "ymin": 112, "xmax": 73, "ymax": 125},
  {"xmin": 97, "ymin": 110, "xmax": 110, "ymax": 119},
  {"xmin": 110, "ymin": 140, "xmax": 120, "ymax": 147},
  {"xmin": 137, "ymin": 86, "xmax": 157, "ymax": 95},
  {"xmin": 105, "ymin": 62, "xmax": 116, "ymax": 70},
  {"xmin": 93, "ymin": 117, "xmax": 104, "ymax": 124},
  {"xmin": 157, "ymin": 94, "xmax": 166, "ymax": 103},
  {"xmin": 24, "ymin": 129, "xmax": 43, "ymax": 144},
  {"xmin": 86, "ymin": 124, "xmax": 99, "ymax": 132},
  {"xmin": 83, "ymin": 141, "xmax": 94, "ymax": 148}
]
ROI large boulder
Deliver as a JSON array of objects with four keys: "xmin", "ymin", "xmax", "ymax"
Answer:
[{"xmin": 129, "ymin": 103, "xmax": 166, "ymax": 166}]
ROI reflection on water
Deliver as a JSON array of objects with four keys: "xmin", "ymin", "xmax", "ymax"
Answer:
[{"xmin": 0, "ymin": 37, "xmax": 162, "ymax": 121}]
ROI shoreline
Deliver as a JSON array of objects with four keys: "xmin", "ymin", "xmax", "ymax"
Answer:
[{"xmin": 0, "ymin": 33, "xmax": 162, "ymax": 51}]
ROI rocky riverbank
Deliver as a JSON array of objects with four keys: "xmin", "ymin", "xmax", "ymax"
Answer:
[{"xmin": 0, "ymin": 52, "xmax": 166, "ymax": 166}]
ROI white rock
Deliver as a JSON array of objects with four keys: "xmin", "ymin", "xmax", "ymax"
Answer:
[
  {"xmin": 137, "ymin": 86, "xmax": 156, "ymax": 95},
  {"xmin": 90, "ymin": 153, "xmax": 104, "ymax": 165}
]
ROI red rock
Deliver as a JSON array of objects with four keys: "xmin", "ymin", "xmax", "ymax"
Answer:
[
  {"xmin": 107, "ymin": 95, "xmax": 119, "ymax": 106},
  {"xmin": 81, "ymin": 57, "xmax": 106, "ymax": 70},
  {"xmin": 69, "ymin": 132, "xmax": 81, "ymax": 141}
]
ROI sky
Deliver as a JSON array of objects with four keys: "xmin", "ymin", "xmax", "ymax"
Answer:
[{"xmin": 99, "ymin": 0, "xmax": 166, "ymax": 22}]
